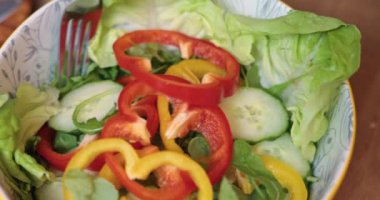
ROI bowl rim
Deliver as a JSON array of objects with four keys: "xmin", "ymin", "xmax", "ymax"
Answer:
[{"xmin": 0, "ymin": 0, "xmax": 357, "ymax": 200}]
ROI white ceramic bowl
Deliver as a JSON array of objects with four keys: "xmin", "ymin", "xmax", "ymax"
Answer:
[{"xmin": 0, "ymin": 0, "xmax": 356, "ymax": 199}]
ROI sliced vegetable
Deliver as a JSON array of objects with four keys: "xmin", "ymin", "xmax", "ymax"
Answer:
[
  {"xmin": 157, "ymin": 95, "xmax": 183, "ymax": 152},
  {"xmin": 158, "ymin": 59, "xmax": 225, "ymax": 152},
  {"xmin": 49, "ymin": 80, "xmax": 122, "ymax": 132},
  {"xmin": 63, "ymin": 169, "xmax": 119, "ymax": 200},
  {"xmin": 253, "ymin": 134, "xmax": 310, "ymax": 177},
  {"xmin": 220, "ymin": 87, "xmax": 289, "ymax": 142},
  {"xmin": 63, "ymin": 138, "xmax": 212, "ymax": 200},
  {"xmin": 113, "ymin": 30, "xmax": 240, "ymax": 105},
  {"xmin": 261, "ymin": 155, "xmax": 308, "ymax": 200},
  {"xmin": 165, "ymin": 59, "xmax": 226, "ymax": 84},
  {"xmin": 105, "ymin": 154, "xmax": 193, "ymax": 200},
  {"xmin": 232, "ymin": 140, "xmax": 286, "ymax": 200},
  {"xmin": 166, "ymin": 105, "xmax": 233, "ymax": 185},
  {"xmin": 101, "ymin": 113, "xmax": 150, "ymax": 146},
  {"xmin": 72, "ymin": 89, "xmax": 118, "ymax": 133}
]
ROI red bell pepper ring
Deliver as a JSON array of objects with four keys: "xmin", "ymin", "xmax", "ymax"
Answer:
[
  {"xmin": 36, "ymin": 125, "xmax": 104, "ymax": 171},
  {"xmin": 117, "ymin": 80, "xmax": 156, "ymax": 121},
  {"xmin": 105, "ymin": 153, "xmax": 193, "ymax": 200},
  {"xmin": 102, "ymin": 95, "xmax": 159, "ymax": 148},
  {"xmin": 166, "ymin": 105, "xmax": 233, "ymax": 185},
  {"xmin": 110, "ymin": 76, "xmax": 186, "ymax": 147},
  {"xmin": 117, "ymin": 75, "xmax": 188, "ymax": 121},
  {"xmin": 113, "ymin": 30, "xmax": 240, "ymax": 106},
  {"xmin": 116, "ymin": 75, "xmax": 136, "ymax": 86},
  {"xmin": 101, "ymin": 106, "xmax": 158, "ymax": 148}
]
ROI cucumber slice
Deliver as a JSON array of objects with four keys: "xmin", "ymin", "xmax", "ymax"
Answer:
[
  {"xmin": 219, "ymin": 87, "xmax": 288, "ymax": 142},
  {"xmin": 48, "ymin": 81, "xmax": 122, "ymax": 132},
  {"xmin": 252, "ymin": 134, "xmax": 310, "ymax": 177},
  {"xmin": 73, "ymin": 89, "xmax": 118, "ymax": 133}
]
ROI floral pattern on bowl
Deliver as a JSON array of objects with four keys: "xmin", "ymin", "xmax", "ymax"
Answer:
[{"xmin": 0, "ymin": 0, "xmax": 355, "ymax": 199}]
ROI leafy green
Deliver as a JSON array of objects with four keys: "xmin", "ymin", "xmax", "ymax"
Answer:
[
  {"xmin": 218, "ymin": 177, "xmax": 239, "ymax": 200},
  {"xmin": 0, "ymin": 159, "xmax": 32, "ymax": 200},
  {"xmin": 236, "ymin": 13, "xmax": 360, "ymax": 161},
  {"xmin": 232, "ymin": 140, "xmax": 286, "ymax": 200},
  {"xmin": 0, "ymin": 93, "xmax": 9, "ymax": 108},
  {"xmin": 187, "ymin": 135, "xmax": 210, "ymax": 167},
  {"xmin": 63, "ymin": 169, "xmax": 118, "ymax": 200},
  {"xmin": 234, "ymin": 10, "xmax": 345, "ymax": 35},
  {"xmin": 0, "ymin": 83, "xmax": 59, "ymax": 195},
  {"xmin": 126, "ymin": 43, "xmax": 182, "ymax": 74},
  {"xmin": 54, "ymin": 131, "xmax": 81, "ymax": 153},
  {"xmin": 55, "ymin": 66, "xmax": 120, "ymax": 96}
]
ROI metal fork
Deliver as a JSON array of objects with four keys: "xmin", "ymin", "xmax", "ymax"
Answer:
[{"xmin": 58, "ymin": 0, "xmax": 102, "ymax": 82}]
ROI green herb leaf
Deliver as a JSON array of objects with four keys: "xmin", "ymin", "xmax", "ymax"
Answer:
[
  {"xmin": 54, "ymin": 132, "xmax": 80, "ymax": 153},
  {"xmin": 218, "ymin": 177, "xmax": 239, "ymax": 200},
  {"xmin": 55, "ymin": 66, "xmax": 121, "ymax": 96},
  {"xmin": 232, "ymin": 140, "xmax": 287, "ymax": 200},
  {"xmin": 188, "ymin": 136, "xmax": 210, "ymax": 166},
  {"xmin": 126, "ymin": 43, "xmax": 182, "ymax": 74}
]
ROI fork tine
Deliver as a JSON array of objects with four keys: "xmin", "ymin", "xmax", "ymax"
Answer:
[
  {"xmin": 73, "ymin": 19, "xmax": 83, "ymax": 76},
  {"xmin": 59, "ymin": 7, "xmax": 102, "ymax": 82},
  {"xmin": 64, "ymin": 19, "xmax": 74, "ymax": 79},
  {"xmin": 80, "ymin": 21, "xmax": 92, "ymax": 76}
]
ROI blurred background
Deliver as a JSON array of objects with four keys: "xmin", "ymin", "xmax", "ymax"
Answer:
[{"xmin": 0, "ymin": 0, "xmax": 379, "ymax": 199}]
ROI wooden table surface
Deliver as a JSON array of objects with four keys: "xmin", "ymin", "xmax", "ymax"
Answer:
[
  {"xmin": 1, "ymin": 0, "xmax": 379, "ymax": 199},
  {"xmin": 282, "ymin": 0, "xmax": 380, "ymax": 199}
]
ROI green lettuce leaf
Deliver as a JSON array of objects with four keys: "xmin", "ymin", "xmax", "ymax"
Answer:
[
  {"xmin": 88, "ymin": 0, "xmax": 231, "ymax": 67},
  {"xmin": 0, "ymin": 93, "xmax": 9, "ymax": 108},
  {"xmin": 218, "ymin": 177, "xmax": 239, "ymax": 200},
  {"xmin": 250, "ymin": 25, "xmax": 360, "ymax": 161},
  {"xmin": 63, "ymin": 169, "xmax": 118, "ymax": 200},
  {"xmin": 0, "ymin": 83, "xmax": 60, "ymax": 197}
]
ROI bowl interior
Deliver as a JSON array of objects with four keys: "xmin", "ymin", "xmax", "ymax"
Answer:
[{"xmin": 0, "ymin": 0, "xmax": 355, "ymax": 199}]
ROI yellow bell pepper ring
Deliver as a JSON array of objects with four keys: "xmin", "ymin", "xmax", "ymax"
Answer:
[
  {"xmin": 63, "ymin": 138, "xmax": 213, "ymax": 200},
  {"xmin": 62, "ymin": 138, "xmax": 139, "ymax": 200},
  {"xmin": 131, "ymin": 151, "xmax": 213, "ymax": 200},
  {"xmin": 261, "ymin": 155, "xmax": 308, "ymax": 200},
  {"xmin": 166, "ymin": 59, "xmax": 226, "ymax": 83},
  {"xmin": 157, "ymin": 95, "xmax": 183, "ymax": 153}
]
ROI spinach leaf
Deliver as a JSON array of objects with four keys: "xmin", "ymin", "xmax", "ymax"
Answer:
[
  {"xmin": 54, "ymin": 131, "xmax": 82, "ymax": 153},
  {"xmin": 232, "ymin": 140, "xmax": 287, "ymax": 200}
]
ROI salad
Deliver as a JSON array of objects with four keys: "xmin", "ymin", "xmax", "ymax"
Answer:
[{"xmin": 0, "ymin": 0, "xmax": 360, "ymax": 200}]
